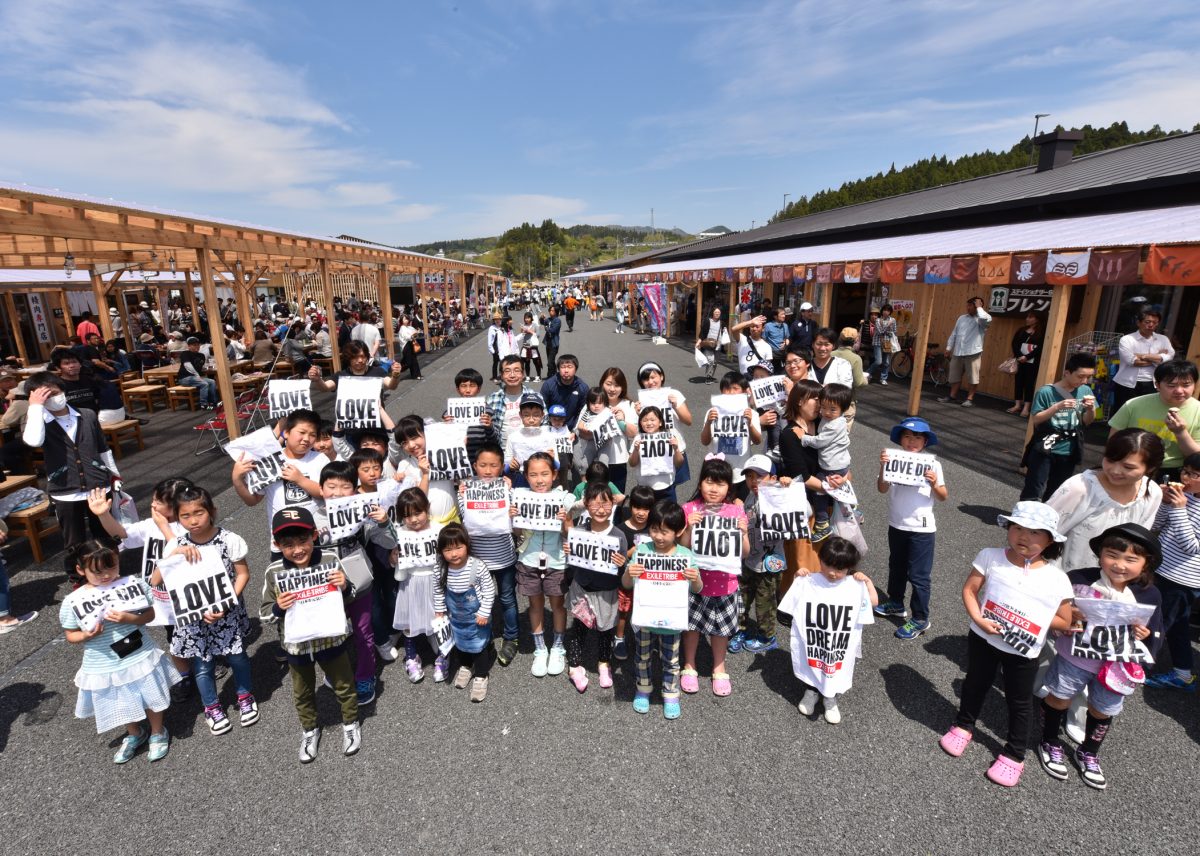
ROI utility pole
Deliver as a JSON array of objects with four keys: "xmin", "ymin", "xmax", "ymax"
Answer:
[
  {"xmin": 1028, "ymin": 113, "xmax": 1050, "ymax": 165},
  {"xmin": 783, "ymin": 192, "xmax": 790, "ymax": 215}
]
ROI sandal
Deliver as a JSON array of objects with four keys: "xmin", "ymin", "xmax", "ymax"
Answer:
[
  {"xmin": 986, "ymin": 754, "xmax": 1025, "ymax": 787},
  {"xmin": 939, "ymin": 726, "xmax": 973, "ymax": 757},
  {"xmin": 711, "ymin": 672, "xmax": 732, "ymax": 697},
  {"xmin": 1005, "ymin": 406, "xmax": 1021, "ymax": 414},
  {"xmin": 680, "ymin": 668, "xmax": 699, "ymax": 694}
]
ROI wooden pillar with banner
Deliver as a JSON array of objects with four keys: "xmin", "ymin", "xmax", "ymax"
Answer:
[
  {"xmin": 378, "ymin": 265, "xmax": 395, "ymax": 360},
  {"xmin": 695, "ymin": 282, "xmax": 704, "ymax": 341},
  {"xmin": 196, "ymin": 249, "xmax": 239, "ymax": 438},
  {"xmin": 906, "ymin": 285, "xmax": 937, "ymax": 416},
  {"xmin": 726, "ymin": 281, "xmax": 737, "ymax": 356},
  {"xmin": 319, "ymin": 259, "xmax": 341, "ymax": 375},
  {"xmin": 1024, "ymin": 283, "xmax": 1074, "ymax": 446},
  {"xmin": 90, "ymin": 271, "xmax": 115, "ymax": 342},
  {"xmin": 3, "ymin": 292, "xmax": 29, "ymax": 365}
]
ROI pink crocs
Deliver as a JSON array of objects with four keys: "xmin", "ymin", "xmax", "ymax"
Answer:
[
  {"xmin": 986, "ymin": 755, "xmax": 1024, "ymax": 788},
  {"xmin": 939, "ymin": 726, "xmax": 973, "ymax": 757}
]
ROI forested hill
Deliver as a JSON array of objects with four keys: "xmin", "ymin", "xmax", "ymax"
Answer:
[
  {"xmin": 402, "ymin": 224, "xmax": 689, "ymax": 258},
  {"xmin": 771, "ymin": 121, "xmax": 1200, "ymax": 223}
]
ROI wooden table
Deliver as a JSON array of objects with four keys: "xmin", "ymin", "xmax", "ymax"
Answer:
[
  {"xmin": 101, "ymin": 419, "xmax": 145, "ymax": 459},
  {"xmin": 232, "ymin": 374, "xmax": 269, "ymax": 393},
  {"xmin": 142, "ymin": 366, "xmax": 179, "ymax": 385},
  {"xmin": 0, "ymin": 473, "xmax": 36, "ymax": 497}
]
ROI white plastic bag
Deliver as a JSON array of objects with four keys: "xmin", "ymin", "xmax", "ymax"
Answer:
[
  {"xmin": 113, "ymin": 489, "xmax": 140, "ymax": 528},
  {"xmin": 718, "ymin": 328, "xmax": 730, "ymax": 346},
  {"xmin": 831, "ymin": 501, "xmax": 867, "ymax": 557},
  {"xmin": 693, "ymin": 348, "xmax": 711, "ymax": 369}
]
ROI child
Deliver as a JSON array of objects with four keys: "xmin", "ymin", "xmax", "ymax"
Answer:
[
  {"xmin": 1039, "ymin": 523, "xmax": 1163, "ymax": 789},
  {"xmin": 392, "ymin": 415, "xmax": 454, "ymax": 523},
  {"xmin": 731, "ymin": 455, "xmax": 786, "ymax": 654},
  {"xmin": 634, "ymin": 361, "xmax": 694, "ymax": 426},
  {"xmin": 940, "ymin": 501, "xmax": 1074, "ymax": 788},
  {"xmin": 60, "ymin": 540, "xmax": 179, "ymax": 763},
  {"xmin": 563, "ymin": 482, "xmax": 629, "ymax": 691},
  {"xmin": 1146, "ymin": 452, "xmax": 1200, "ymax": 691},
  {"xmin": 456, "ymin": 442, "xmax": 521, "ymax": 667},
  {"xmin": 263, "ymin": 507, "xmax": 361, "ymax": 762},
  {"xmin": 520, "ymin": 311, "xmax": 542, "ymax": 381},
  {"xmin": 546, "ymin": 403, "xmax": 576, "ymax": 491},
  {"xmin": 441, "ymin": 368, "xmax": 499, "ymax": 464},
  {"xmin": 352, "ymin": 446, "xmax": 405, "ymax": 665},
  {"xmin": 874, "ymin": 417, "xmax": 948, "ymax": 639},
  {"xmin": 699, "ymin": 371, "xmax": 763, "ymax": 500},
  {"xmin": 592, "ymin": 367, "xmax": 638, "ymax": 492},
  {"xmin": 392, "ymin": 487, "xmax": 445, "ymax": 683},
  {"xmin": 613, "ymin": 485, "xmax": 657, "ymax": 660},
  {"xmin": 156, "ymin": 485, "xmax": 258, "ymax": 736},
  {"xmin": 505, "ymin": 392, "xmax": 558, "ymax": 488},
  {"xmin": 338, "ymin": 427, "xmax": 398, "ymax": 481},
  {"xmin": 432, "ymin": 523, "xmax": 496, "ymax": 702},
  {"xmin": 680, "ymin": 457, "xmax": 750, "ymax": 696},
  {"xmin": 486, "ymin": 355, "xmax": 531, "ymax": 451},
  {"xmin": 622, "ymin": 500, "xmax": 702, "ymax": 718},
  {"xmin": 512, "ymin": 452, "xmax": 570, "ymax": 677},
  {"xmin": 627, "ymin": 405, "xmax": 686, "ymax": 503},
  {"xmin": 570, "ymin": 460, "xmax": 627, "ymax": 517},
  {"xmin": 781, "ymin": 536, "xmax": 878, "ymax": 724},
  {"xmin": 313, "ymin": 419, "xmax": 337, "ymax": 460},
  {"xmin": 801, "ymin": 382, "xmax": 853, "ymax": 541}
]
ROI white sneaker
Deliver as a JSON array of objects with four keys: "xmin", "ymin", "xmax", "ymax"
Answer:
[
  {"xmin": 547, "ymin": 645, "xmax": 567, "ymax": 676},
  {"xmin": 531, "ymin": 647, "xmax": 550, "ymax": 677},
  {"xmin": 375, "ymin": 641, "xmax": 399, "ymax": 663},
  {"xmin": 299, "ymin": 728, "xmax": 321, "ymax": 764},
  {"xmin": 880, "ymin": 379, "xmax": 888, "ymax": 386},
  {"xmin": 798, "ymin": 690, "xmax": 819, "ymax": 716},
  {"xmin": 342, "ymin": 722, "xmax": 361, "ymax": 756},
  {"xmin": 823, "ymin": 698, "xmax": 842, "ymax": 724}
]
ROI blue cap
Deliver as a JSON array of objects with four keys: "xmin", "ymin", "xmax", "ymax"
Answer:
[
  {"xmin": 889, "ymin": 416, "xmax": 938, "ymax": 446},
  {"xmin": 519, "ymin": 391, "xmax": 546, "ymax": 410},
  {"xmin": 548, "ymin": 403, "xmax": 567, "ymax": 417}
]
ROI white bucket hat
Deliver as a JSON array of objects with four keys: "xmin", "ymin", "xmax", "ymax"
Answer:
[{"xmin": 997, "ymin": 500, "xmax": 1066, "ymax": 542}]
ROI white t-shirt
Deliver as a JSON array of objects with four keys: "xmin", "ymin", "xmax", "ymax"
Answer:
[
  {"xmin": 737, "ymin": 335, "xmax": 772, "ymax": 374},
  {"xmin": 707, "ymin": 408, "xmax": 761, "ymax": 483},
  {"xmin": 120, "ymin": 518, "xmax": 187, "ymax": 580},
  {"xmin": 970, "ymin": 547, "xmax": 1073, "ymax": 658},
  {"xmin": 635, "ymin": 428, "xmax": 687, "ymax": 491},
  {"xmin": 781, "ymin": 572, "xmax": 873, "ymax": 698},
  {"xmin": 265, "ymin": 450, "xmax": 330, "ymax": 551},
  {"xmin": 886, "ymin": 460, "xmax": 944, "ymax": 533},
  {"xmin": 595, "ymin": 399, "xmax": 635, "ymax": 465},
  {"xmin": 352, "ymin": 323, "xmax": 381, "ymax": 355}
]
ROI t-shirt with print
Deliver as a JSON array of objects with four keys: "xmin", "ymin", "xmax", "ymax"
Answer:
[
  {"xmin": 886, "ymin": 460, "xmax": 944, "ymax": 533},
  {"xmin": 120, "ymin": 518, "xmax": 187, "ymax": 580},
  {"xmin": 969, "ymin": 547, "xmax": 1072, "ymax": 658},
  {"xmin": 569, "ymin": 524, "xmax": 628, "ymax": 592},
  {"xmin": 1031, "ymin": 383, "xmax": 1093, "ymax": 457},
  {"xmin": 1108, "ymin": 394, "xmax": 1200, "ymax": 470},
  {"xmin": 265, "ymin": 449, "xmax": 330, "ymax": 551},
  {"xmin": 737, "ymin": 335, "xmax": 773, "ymax": 374},
  {"xmin": 706, "ymin": 408, "xmax": 761, "ymax": 483}
]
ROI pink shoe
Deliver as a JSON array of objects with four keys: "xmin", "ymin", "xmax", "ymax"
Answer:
[
  {"xmin": 598, "ymin": 663, "xmax": 613, "ymax": 688},
  {"xmin": 711, "ymin": 672, "xmax": 732, "ymax": 697},
  {"xmin": 569, "ymin": 666, "xmax": 589, "ymax": 693},
  {"xmin": 680, "ymin": 668, "xmax": 699, "ymax": 694},
  {"xmin": 939, "ymin": 726, "xmax": 973, "ymax": 757},
  {"xmin": 986, "ymin": 754, "xmax": 1024, "ymax": 787}
]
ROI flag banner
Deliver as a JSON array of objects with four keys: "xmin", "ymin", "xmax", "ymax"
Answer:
[
  {"xmin": 843, "ymin": 261, "xmax": 862, "ymax": 283},
  {"xmin": 1009, "ymin": 252, "xmax": 1047, "ymax": 285},
  {"xmin": 903, "ymin": 259, "xmax": 925, "ymax": 282},
  {"xmin": 951, "ymin": 256, "xmax": 979, "ymax": 283},
  {"xmin": 815, "ymin": 263, "xmax": 831, "ymax": 283},
  {"xmin": 830, "ymin": 263, "xmax": 845, "ymax": 283},
  {"xmin": 1143, "ymin": 245, "xmax": 1200, "ymax": 285},
  {"xmin": 860, "ymin": 261, "xmax": 880, "ymax": 282},
  {"xmin": 1088, "ymin": 249, "xmax": 1141, "ymax": 286},
  {"xmin": 924, "ymin": 257, "xmax": 951, "ymax": 284},
  {"xmin": 1045, "ymin": 250, "xmax": 1091, "ymax": 285},
  {"xmin": 880, "ymin": 259, "xmax": 904, "ymax": 284}
]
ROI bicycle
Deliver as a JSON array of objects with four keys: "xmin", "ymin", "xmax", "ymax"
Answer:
[{"xmin": 889, "ymin": 333, "xmax": 949, "ymax": 386}]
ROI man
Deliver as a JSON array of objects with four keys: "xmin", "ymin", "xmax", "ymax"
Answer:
[
  {"xmin": 108, "ymin": 306, "xmax": 123, "ymax": 337},
  {"xmin": 79, "ymin": 332, "xmax": 116, "ymax": 376},
  {"xmin": 1109, "ymin": 359, "xmax": 1200, "ymax": 482},
  {"xmin": 177, "ymin": 336, "xmax": 219, "ymax": 409},
  {"xmin": 563, "ymin": 293, "xmax": 579, "ymax": 332},
  {"xmin": 351, "ymin": 310, "xmax": 381, "ymax": 360},
  {"xmin": 790, "ymin": 302, "xmax": 818, "ymax": 353},
  {"xmin": 51, "ymin": 347, "xmax": 126, "ymax": 424},
  {"xmin": 1020, "ymin": 352, "xmax": 1097, "ymax": 501},
  {"xmin": 729, "ymin": 315, "xmax": 775, "ymax": 375},
  {"xmin": 939, "ymin": 296, "xmax": 992, "ymax": 407},
  {"xmin": 543, "ymin": 305, "xmax": 562, "ymax": 373},
  {"xmin": 1112, "ymin": 307, "xmax": 1174, "ymax": 414},
  {"xmin": 539, "ymin": 354, "xmax": 589, "ymax": 429},
  {"xmin": 74, "ymin": 311, "xmax": 101, "ymax": 343},
  {"xmin": 134, "ymin": 332, "xmax": 163, "ymax": 369},
  {"xmin": 486, "ymin": 311, "xmax": 506, "ymax": 381},
  {"xmin": 763, "ymin": 307, "xmax": 791, "ymax": 364},
  {"xmin": 165, "ymin": 330, "xmax": 189, "ymax": 354}
]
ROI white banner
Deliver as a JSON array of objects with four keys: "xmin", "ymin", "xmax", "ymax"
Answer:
[
  {"xmin": 511, "ymin": 488, "xmax": 567, "ymax": 531},
  {"xmin": 324, "ymin": 493, "xmax": 378, "ymax": 543},
  {"xmin": 639, "ymin": 387, "xmax": 678, "ymax": 430},
  {"xmin": 225, "ymin": 425, "xmax": 283, "ymax": 463},
  {"xmin": 749, "ymin": 375, "xmax": 787, "ymax": 409},
  {"xmin": 278, "ymin": 560, "xmax": 347, "ymax": 644},
  {"xmin": 631, "ymin": 554, "xmax": 691, "ymax": 631},
  {"xmin": 585, "ymin": 409, "xmax": 621, "ymax": 447},
  {"xmin": 334, "ymin": 377, "xmax": 383, "ymax": 430},
  {"xmin": 267, "ymin": 379, "xmax": 312, "ymax": 420},
  {"xmin": 1070, "ymin": 599, "xmax": 1157, "ymax": 664},
  {"xmin": 823, "ymin": 477, "xmax": 858, "ymax": 507},
  {"xmin": 446, "ymin": 396, "xmax": 487, "ymax": 426},
  {"xmin": 882, "ymin": 449, "xmax": 937, "ymax": 487},
  {"xmin": 690, "ymin": 513, "xmax": 743, "ymax": 574},
  {"xmin": 393, "ymin": 528, "xmax": 441, "ymax": 571},
  {"xmin": 509, "ymin": 427, "xmax": 556, "ymax": 467},
  {"xmin": 461, "ymin": 479, "xmax": 511, "ymax": 535},
  {"xmin": 637, "ymin": 432, "xmax": 674, "ymax": 477},
  {"xmin": 553, "ymin": 430, "xmax": 575, "ymax": 457},
  {"xmin": 160, "ymin": 551, "xmax": 238, "ymax": 629},
  {"xmin": 758, "ymin": 483, "xmax": 811, "ymax": 541},
  {"xmin": 426, "ymin": 423, "xmax": 473, "ymax": 481},
  {"xmin": 69, "ymin": 578, "xmax": 152, "ymax": 633},
  {"xmin": 710, "ymin": 394, "xmax": 749, "ymax": 456},
  {"xmin": 568, "ymin": 528, "xmax": 621, "ymax": 575},
  {"xmin": 244, "ymin": 450, "xmax": 286, "ymax": 495}
]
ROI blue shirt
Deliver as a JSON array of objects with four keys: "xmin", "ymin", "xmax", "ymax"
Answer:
[
  {"xmin": 539, "ymin": 375, "xmax": 590, "ymax": 429},
  {"xmin": 763, "ymin": 321, "xmax": 789, "ymax": 350},
  {"xmin": 544, "ymin": 315, "xmax": 562, "ymax": 349}
]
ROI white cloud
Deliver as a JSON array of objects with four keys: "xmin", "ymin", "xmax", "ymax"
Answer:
[{"xmin": 456, "ymin": 194, "xmax": 619, "ymax": 235}]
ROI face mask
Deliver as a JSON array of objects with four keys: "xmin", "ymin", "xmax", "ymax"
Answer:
[{"xmin": 47, "ymin": 393, "xmax": 68, "ymax": 410}]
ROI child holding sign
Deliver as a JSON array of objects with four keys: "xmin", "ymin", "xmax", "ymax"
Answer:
[
  {"xmin": 613, "ymin": 486, "xmax": 657, "ymax": 660},
  {"xmin": 513, "ymin": 453, "xmax": 570, "ymax": 677},
  {"xmin": 699, "ymin": 372, "xmax": 762, "ymax": 500},
  {"xmin": 623, "ymin": 501, "xmax": 701, "ymax": 718},
  {"xmin": 801, "ymin": 383, "xmax": 853, "ymax": 542},
  {"xmin": 628, "ymin": 406, "xmax": 686, "ymax": 503},
  {"xmin": 393, "ymin": 415, "xmax": 456, "ymax": 524},
  {"xmin": 1038, "ymin": 523, "xmax": 1163, "ymax": 790},
  {"xmin": 874, "ymin": 417, "xmax": 948, "ymax": 640},
  {"xmin": 392, "ymin": 488, "xmax": 444, "ymax": 684},
  {"xmin": 731, "ymin": 456, "xmax": 789, "ymax": 654},
  {"xmin": 680, "ymin": 457, "xmax": 750, "ymax": 696},
  {"xmin": 433, "ymin": 524, "xmax": 497, "ymax": 702},
  {"xmin": 940, "ymin": 501, "xmax": 1074, "ymax": 788},
  {"xmin": 157, "ymin": 485, "xmax": 257, "ymax": 737},
  {"xmin": 263, "ymin": 507, "xmax": 361, "ymax": 763},
  {"xmin": 60, "ymin": 540, "xmax": 179, "ymax": 763}
]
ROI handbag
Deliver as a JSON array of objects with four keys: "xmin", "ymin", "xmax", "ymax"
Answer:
[{"xmin": 998, "ymin": 357, "xmax": 1019, "ymax": 374}]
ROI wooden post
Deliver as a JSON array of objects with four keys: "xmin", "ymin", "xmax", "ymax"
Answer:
[
  {"xmin": 1077, "ymin": 281, "xmax": 1104, "ymax": 338},
  {"xmin": 819, "ymin": 283, "xmax": 832, "ymax": 328},
  {"xmin": 3, "ymin": 291, "xmax": 29, "ymax": 365},
  {"xmin": 726, "ymin": 281, "xmax": 736, "ymax": 355},
  {"xmin": 180, "ymin": 270, "xmax": 200, "ymax": 331},
  {"xmin": 57, "ymin": 289, "xmax": 76, "ymax": 339},
  {"xmin": 695, "ymin": 283, "xmax": 703, "ymax": 341},
  {"xmin": 418, "ymin": 267, "xmax": 431, "ymax": 351},
  {"xmin": 233, "ymin": 263, "xmax": 255, "ymax": 338},
  {"xmin": 378, "ymin": 265, "xmax": 396, "ymax": 360},
  {"xmin": 1185, "ymin": 307, "xmax": 1200, "ymax": 371},
  {"xmin": 905, "ymin": 286, "xmax": 937, "ymax": 417},
  {"xmin": 319, "ymin": 259, "xmax": 341, "ymax": 375},
  {"xmin": 1023, "ymin": 283, "xmax": 1074, "ymax": 446},
  {"xmin": 664, "ymin": 282, "xmax": 672, "ymax": 338},
  {"xmin": 193, "ymin": 250, "xmax": 239, "ymax": 438},
  {"xmin": 114, "ymin": 287, "xmax": 134, "ymax": 352},
  {"xmin": 90, "ymin": 271, "xmax": 115, "ymax": 341}
]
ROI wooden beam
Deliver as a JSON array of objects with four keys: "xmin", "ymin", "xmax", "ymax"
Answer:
[
  {"xmin": 1077, "ymin": 281, "xmax": 1104, "ymax": 336},
  {"xmin": 197, "ymin": 249, "xmax": 240, "ymax": 439},
  {"xmin": 57, "ymin": 288, "xmax": 74, "ymax": 339},
  {"xmin": 181, "ymin": 269, "xmax": 201, "ymax": 331},
  {"xmin": 378, "ymin": 265, "xmax": 395, "ymax": 360},
  {"xmin": 89, "ymin": 270, "xmax": 115, "ymax": 341},
  {"xmin": 320, "ymin": 258, "xmax": 341, "ymax": 374},
  {"xmin": 418, "ymin": 267, "xmax": 431, "ymax": 355},
  {"xmin": 905, "ymin": 285, "xmax": 937, "ymax": 416},
  {"xmin": 695, "ymin": 282, "xmax": 703, "ymax": 341},
  {"xmin": 3, "ymin": 291, "xmax": 29, "ymax": 365},
  {"xmin": 819, "ymin": 283, "xmax": 832, "ymax": 328},
  {"xmin": 726, "ymin": 281, "xmax": 736, "ymax": 356},
  {"xmin": 1024, "ymin": 283, "xmax": 1073, "ymax": 446},
  {"xmin": 114, "ymin": 286, "xmax": 135, "ymax": 351}
]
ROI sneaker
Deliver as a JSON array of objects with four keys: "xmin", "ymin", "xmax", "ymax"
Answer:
[
  {"xmin": 204, "ymin": 702, "xmax": 232, "ymax": 736},
  {"xmin": 356, "ymin": 679, "xmax": 376, "ymax": 706},
  {"xmin": 531, "ymin": 647, "xmax": 550, "ymax": 678},
  {"xmin": 547, "ymin": 645, "xmax": 567, "ymax": 676},
  {"xmin": 612, "ymin": 635, "xmax": 628, "ymax": 660},
  {"xmin": 1037, "ymin": 742, "xmax": 1069, "ymax": 781},
  {"xmin": 1145, "ymin": 672, "xmax": 1196, "ymax": 691},
  {"xmin": 299, "ymin": 728, "xmax": 321, "ymax": 764},
  {"xmin": 880, "ymin": 379, "xmax": 888, "ymax": 386},
  {"xmin": 663, "ymin": 699, "xmax": 681, "ymax": 720},
  {"xmin": 823, "ymin": 698, "xmax": 842, "ymax": 724},
  {"xmin": 113, "ymin": 727, "xmax": 147, "ymax": 764},
  {"xmin": 433, "ymin": 655, "xmax": 449, "ymax": 683},
  {"xmin": 895, "ymin": 619, "xmax": 931, "ymax": 640},
  {"xmin": 744, "ymin": 633, "xmax": 779, "ymax": 653},
  {"xmin": 633, "ymin": 692, "xmax": 650, "ymax": 714},
  {"xmin": 469, "ymin": 676, "xmax": 489, "ymax": 702},
  {"xmin": 569, "ymin": 666, "xmax": 589, "ymax": 693},
  {"xmin": 811, "ymin": 521, "xmax": 832, "ymax": 542},
  {"xmin": 147, "ymin": 729, "xmax": 170, "ymax": 762},
  {"xmin": 937, "ymin": 395, "xmax": 953, "ymax": 403},
  {"xmin": 497, "ymin": 638, "xmax": 519, "ymax": 667},
  {"xmin": 727, "ymin": 630, "xmax": 748, "ymax": 653},
  {"xmin": 236, "ymin": 693, "xmax": 259, "ymax": 727},
  {"xmin": 342, "ymin": 722, "xmax": 361, "ymax": 756},
  {"xmin": 961, "ymin": 399, "xmax": 975, "ymax": 408},
  {"xmin": 171, "ymin": 673, "xmax": 196, "ymax": 702},
  {"xmin": 598, "ymin": 663, "xmax": 613, "ymax": 689},
  {"xmin": 453, "ymin": 666, "xmax": 473, "ymax": 689},
  {"xmin": 0, "ymin": 611, "xmax": 37, "ymax": 634},
  {"xmin": 375, "ymin": 640, "xmax": 399, "ymax": 663},
  {"xmin": 1073, "ymin": 748, "xmax": 1107, "ymax": 790},
  {"xmin": 405, "ymin": 657, "xmax": 424, "ymax": 684},
  {"xmin": 798, "ymin": 690, "xmax": 819, "ymax": 716},
  {"xmin": 873, "ymin": 600, "xmax": 907, "ymax": 618}
]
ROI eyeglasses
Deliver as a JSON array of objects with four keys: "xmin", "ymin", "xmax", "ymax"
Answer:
[
  {"xmin": 784, "ymin": 359, "xmax": 806, "ymax": 367},
  {"xmin": 1181, "ymin": 470, "xmax": 1200, "ymax": 481}
]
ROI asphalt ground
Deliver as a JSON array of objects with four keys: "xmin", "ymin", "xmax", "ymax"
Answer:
[{"xmin": 1, "ymin": 309, "xmax": 1196, "ymax": 855}]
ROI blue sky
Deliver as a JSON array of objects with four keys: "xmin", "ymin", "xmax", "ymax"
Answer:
[{"xmin": 2, "ymin": 0, "xmax": 1198, "ymax": 246}]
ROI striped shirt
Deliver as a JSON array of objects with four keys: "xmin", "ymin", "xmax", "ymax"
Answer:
[
  {"xmin": 1155, "ymin": 494, "xmax": 1200, "ymax": 588},
  {"xmin": 432, "ymin": 557, "xmax": 496, "ymax": 617}
]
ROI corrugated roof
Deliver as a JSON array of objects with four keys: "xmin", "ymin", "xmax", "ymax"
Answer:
[{"xmin": 658, "ymin": 132, "xmax": 1200, "ymax": 260}]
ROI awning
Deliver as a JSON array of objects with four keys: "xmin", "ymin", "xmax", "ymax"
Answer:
[
  {"xmin": 625, "ymin": 204, "xmax": 1200, "ymax": 276},
  {"xmin": 563, "ymin": 267, "xmax": 624, "ymax": 279}
]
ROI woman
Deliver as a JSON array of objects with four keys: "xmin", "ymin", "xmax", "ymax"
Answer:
[
  {"xmin": 308, "ymin": 340, "xmax": 401, "ymax": 429},
  {"xmin": 780, "ymin": 345, "xmax": 812, "ymax": 396},
  {"xmin": 519, "ymin": 312, "xmax": 542, "ymax": 382},
  {"xmin": 776, "ymin": 380, "xmax": 830, "ymax": 590},
  {"xmin": 577, "ymin": 367, "xmax": 638, "ymax": 492},
  {"xmin": 810, "ymin": 327, "xmax": 854, "ymax": 388},
  {"xmin": 695, "ymin": 307, "xmax": 725, "ymax": 380},
  {"xmin": 396, "ymin": 315, "xmax": 422, "ymax": 380},
  {"xmin": 103, "ymin": 339, "xmax": 131, "ymax": 375},
  {"xmin": 1007, "ymin": 312, "xmax": 1044, "ymax": 417},
  {"xmin": 873, "ymin": 304, "xmax": 898, "ymax": 385},
  {"xmin": 860, "ymin": 309, "xmax": 878, "ymax": 377},
  {"xmin": 278, "ymin": 325, "xmax": 312, "ymax": 377},
  {"xmin": 249, "ymin": 329, "xmax": 278, "ymax": 369},
  {"xmin": 310, "ymin": 321, "xmax": 332, "ymax": 359}
]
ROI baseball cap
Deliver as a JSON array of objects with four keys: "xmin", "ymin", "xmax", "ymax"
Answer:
[
  {"xmin": 272, "ymin": 506, "xmax": 316, "ymax": 536},
  {"xmin": 548, "ymin": 404, "xmax": 567, "ymax": 418},
  {"xmin": 519, "ymin": 391, "xmax": 546, "ymax": 409},
  {"xmin": 800, "ymin": 302, "xmax": 814, "ymax": 311},
  {"xmin": 743, "ymin": 454, "xmax": 774, "ymax": 476}
]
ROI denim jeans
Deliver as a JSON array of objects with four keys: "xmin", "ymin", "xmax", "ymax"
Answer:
[
  {"xmin": 491, "ymin": 564, "xmax": 519, "ymax": 641},
  {"xmin": 194, "ymin": 650, "xmax": 253, "ymax": 706},
  {"xmin": 887, "ymin": 527, "xmax": 936, "ymax": 622},
  {"xmin": 1020, "ymin": 449, "xmax": 1076, "ymax": 501},
  {"xmin": 1155, "ymin": 574, "xmax": 1199, "ymax": 672},
  {"xmin": 178, "ymin": 374, "xmax": 218, "ymax": 405}
]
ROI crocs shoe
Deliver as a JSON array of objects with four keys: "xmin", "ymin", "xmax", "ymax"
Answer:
[
  {"xmin": 680, "ymin": 668, "xmax": 699, "ymax": 694},
  {"xmin": 986, "ymin": 754, "xmax": 1024, "ymax": 787},
  {"xmin": 147, "ymin": 729, "xmax": 170, "ymax": 762},
  {"xmin": 1037, "ymin": 742, "xmax": 1069, "ymax": 781},
  {"xmin": 798, "ymin": 690, "xmax": 819, "ymax": 716},
  {"xmin": 711, "ymin": 672, "xmax": 732, "ymax": 697},
  {"xmin": 632, "ymin": 692, "xmax": 650, "ymax": 714},
  {"xmin": 433, "ymin": 655, "xmax": 449, "ymax": 683},
  {"xmin": 598, "ymin": 663, "xmax": 613, "ymax": 689},
  {"xmin": 531, "ymin": 647, "xmax": 550, "ymax": 678},
  {"xmin": 113, "ymin": 728, "xmax": 147, "ymax": 764},
  {"xmin": 547, "ymin": 645, "xmax": 567, "ymax": 676},
  {"xmin": 939, "ymin": 726, "xmax": 973, "ymax": 757},
  {"xmin": 873, "ymin": 600, "xmax": 907, "ymax": 618},
  {"xmin": 727, "ymin": 630, "xmax": 747, "ymax": 653},
  {"xmin": 569, "ymin": 666, "xmax": 589, "ymax": 693},
  {"xmin": 663, "ymin": 699, "xmax": 681, "ymax": 720}
]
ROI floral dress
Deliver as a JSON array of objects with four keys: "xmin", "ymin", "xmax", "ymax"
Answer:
[{"xmin": 168, "ymin": 528, "xmax": 252, "ymax": 661}]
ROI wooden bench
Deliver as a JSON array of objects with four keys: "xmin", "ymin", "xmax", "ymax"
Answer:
[
  {"xmin": 167, "ymin": 385, "xmax": 199, "ymax": 411},
  {"xmin": 6, "ymin": 499, "xmax": 59, "ymax": 563},
  {"xmin": 101, "ymin": 419, "xmax": 145, "ymax": 459},
  {"xmin": 122, "ymin": 384, "xmax": 167, "ymax": 413}
]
